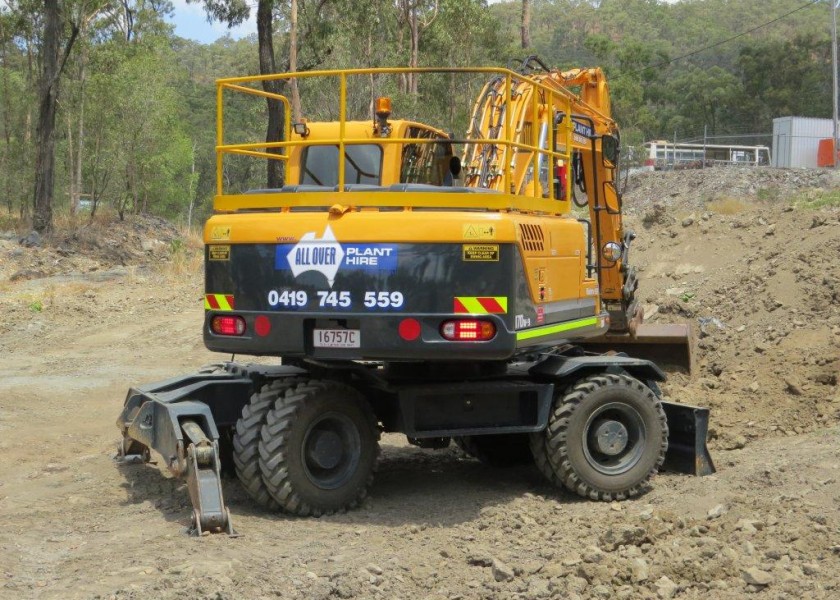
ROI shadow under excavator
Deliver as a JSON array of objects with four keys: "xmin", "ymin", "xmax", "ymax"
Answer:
[{"xmin": 114, "ymin": 440, "xmax": 586, "ymax": 533}]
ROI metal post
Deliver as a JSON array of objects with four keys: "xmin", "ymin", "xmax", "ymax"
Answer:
[
  {"xmin": 833, "ymin": 0, "xmax": 839, "ymax": 167},
  {"xmin": 703, "ymin": 124, "xmax": 707, "ymax": 169}
]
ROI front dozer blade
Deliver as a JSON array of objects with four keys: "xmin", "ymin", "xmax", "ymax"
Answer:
[
  {"xmin": 579, "ymin": 323, "xmax": 694, "ymax": 374},
  {"xmin": 661, "ymin": 401, "xmax": 716, "ymax": 476}
]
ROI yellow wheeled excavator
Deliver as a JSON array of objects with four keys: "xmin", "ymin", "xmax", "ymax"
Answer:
[{"xmin": 116, "ymin": 59, "xmax": 712, "ymax": 535}]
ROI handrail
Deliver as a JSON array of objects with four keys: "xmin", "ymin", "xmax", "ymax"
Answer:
[{"xmin": 215, "ymin": 66, "xmax": 612, "ymax": 209}]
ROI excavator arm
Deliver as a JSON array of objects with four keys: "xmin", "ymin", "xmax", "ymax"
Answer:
[{"xmin": 463, "ymin": 60, "xmax": 691, "ymax": 370}]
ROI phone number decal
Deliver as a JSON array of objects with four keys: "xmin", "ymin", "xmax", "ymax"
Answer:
[{"xmin": 267, "ymin": 290, "xmax": 404, "ymax": 310}]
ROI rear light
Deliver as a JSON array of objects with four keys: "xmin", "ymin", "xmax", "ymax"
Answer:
[
  {"xmin": 440, "ymin": 319, "xmax": 496, "ymax": 341},
  {"xmin": 211, "ymin": 315, "xmax": 246, "ymax": 336}
]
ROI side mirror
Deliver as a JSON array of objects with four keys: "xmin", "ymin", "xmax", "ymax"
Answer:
[{"xmin": 602, "ymin": 134, "xmax": 619, "ymax": 167}]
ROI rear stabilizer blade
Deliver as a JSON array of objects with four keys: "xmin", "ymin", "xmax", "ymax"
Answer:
[{"xmin": 660, "ymin": 401, "xmax": 715, "ymax": 476}]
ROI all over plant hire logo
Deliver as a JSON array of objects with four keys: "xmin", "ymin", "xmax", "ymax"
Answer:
[{"xmin": 275, "ymin": 225, "xmax": 398, "ymax": 287}]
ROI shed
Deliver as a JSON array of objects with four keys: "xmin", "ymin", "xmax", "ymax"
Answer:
[{"xmin": 772, "ymin": 117, "xmax": 834, "ymax": 168}]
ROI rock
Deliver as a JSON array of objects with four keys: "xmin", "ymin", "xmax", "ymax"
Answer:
[
  {"xmin": 599, "ymin": 525, "xmax": 648, "ymax": 551},
  {"xmin": 810, "ymin": 215, "xmax": 827, "ymax": 228},
  {"xmin": 655, "ymin": 575, "xmax": 678, "ymax": 599},
  {"xmin": 365, "ymin": 564, "xmax": 383, "ymax": 576},
  {"xmin": 801, "ymin": 563, "xmax": 820, "ymax": 576},
  {"xmin": 466, "ymin": 551, "xmax": 493, "ymax": 567},
  {"xmin": 9, "ymin": 269, "xmax": 46, "ymax": 282},
  {"xmin": 141, "ymin": 238, "xmax": 166, "ymax": 253},
  {"xmin": 630, "ymin": 558, "xmax": 649, "ymax": 583},
  {"xmin": 582, "ymin": 546, "xmax": 605, "ymax": 563},
  {"xmin": 784, "ymin": 377, "xmax": 803, "ymax": 396},
  {"xmin": 741, "ymin": 567, "xmax": 773, "ymax": 586},
  {"xmin": 527, "ymin": 577, "xmax": 551, "ymax": 598},
  {"xmin": 764, "ymin": 224, "xmax": 776, "ymax": 236},
  {"xmin": 707, "ymin": 504, "xmax": 727, "ymax": 519},
  {"xmin": 19, "ymin": 230, "xmax": 41, "ymax": 247},
  {"xmin": 491, "ymin": 558, "xmax": 515, "ymax": 582},
  {"xmin": 735, "ymin": 519, "xmax": 763, "ymax": 533},
  {"xmin": 681, "ymin": 217, "xmax": 694, "ymax": 227}
]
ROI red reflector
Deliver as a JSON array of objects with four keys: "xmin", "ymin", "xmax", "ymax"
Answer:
[
  {"xmin": 398, "ymin": 318, "xmax": 421, "ymax": 341},
  {"xmin": 211, "ymin": 315, "xmax": 246, "ymax": 336},
  {"xmin": 254, "ymin": 315, "xmax": 271, "ymax": 337},
  {"xmin": 440, "ymin": 319, "xmax": 496, "ymax": 341}
]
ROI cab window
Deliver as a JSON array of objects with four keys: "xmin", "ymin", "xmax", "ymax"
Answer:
[
  {"xmin": 400, "ymin": 127, "xmax": 452, "ymax": 185},
  {"xmin": 300, "ymin": 144, "xmax": 382, "ymax": 186}
]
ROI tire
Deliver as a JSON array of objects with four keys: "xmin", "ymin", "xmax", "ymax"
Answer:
[
  {"xmin": 543, "ymin": 373, "xmax": 668, "ymax": 501},
  {"xmin": 258, "ymin": 380, "xmax": 380, "ymax": 516},
  {"xmin": 529, "ymin": 430, "xmax": 560, "ymax": 485},
  {"xmin": 454, "ymin": 433, "xmax": 534, "ymax": 467},
  {"xmin": 232, "ymin": 377, "xmax": 302, "ymax": 508}
]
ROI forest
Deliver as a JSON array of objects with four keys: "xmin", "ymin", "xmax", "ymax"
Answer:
[{"xmin": 0, "ymin": 0, "xmax": 834, "ymax": 231}]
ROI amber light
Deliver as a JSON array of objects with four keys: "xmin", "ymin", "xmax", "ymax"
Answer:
[
  {"xmin": 440, "ymin": 319, "xmax": 496, "ymax": 341},
  {"xmin": 211, "ymin": 315, "xmax": 246, "ymax": 336},
  {"xmin": 375, "ymin": 96, "xmax": 392, "ymax": 118}
]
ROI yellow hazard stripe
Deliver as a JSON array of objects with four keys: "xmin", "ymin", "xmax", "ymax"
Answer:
[
  {"xmin": 204, "ymin": 294, "xmax": 234, "ymax": 311},
  {"xmin": 516, "ymin": 316, "xmax": 598, "ymax": 341},
  {"xmin": 455, "ymin": 296, "xmax": 508, "ymax": 314}
]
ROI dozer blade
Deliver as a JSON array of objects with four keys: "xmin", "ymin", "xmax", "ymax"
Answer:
[
  {"xmin": 661, "ymin": 401, "xmax": 715, "ymax": 476},
  {"xmin": 579, "ymin": 323, "xmax": 694, "ymax": 374}
]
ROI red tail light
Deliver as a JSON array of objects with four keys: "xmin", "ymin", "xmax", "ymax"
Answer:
[
  {"xmin": 211, "ymin": 315, "xmax": 246, "ymax": 336},
  {"xmin": 440, "ymin": 319, "xmax": 496, "ymax": 341}
]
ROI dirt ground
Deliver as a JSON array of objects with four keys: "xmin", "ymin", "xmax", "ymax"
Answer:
[{"xmin": 1, "ymin": 168, "xmax": 839, "ymax": 600}]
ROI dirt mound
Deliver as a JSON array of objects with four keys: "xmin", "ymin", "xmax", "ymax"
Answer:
[
  {"xmin": 0, "ymin": 214, "xmax": 191, "ymax": 283},
  {"xmin": 624, "ymin": 167, "xmax": 840, "ymax": 452},
  {"xmin": 622, "ymin": 166, "xmax": 840, "ymax": 215}
]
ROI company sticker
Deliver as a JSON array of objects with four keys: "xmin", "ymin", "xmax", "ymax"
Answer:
[
  {"xmin": 462, "ymin": 244, "xmax": 499, "ymax": 261},
  {"xmin": 209, "ymin": 244, "xmax": 230, "ymax": 261},
  {"xmin": 462, "ymin": 224, "xmax": 496, "ymax": 240},
  {"xmin": 210, "ymin": 226, "xmax": 231, "ymax": 241},
  {"xmin": 274, "ymin": 225, "xmax": 398, "ymax": 287},
  {"xmin": 536, "ymin": 306, "xmax": 545, "ymax": 324}
]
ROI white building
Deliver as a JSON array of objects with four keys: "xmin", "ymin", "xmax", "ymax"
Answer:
[{"xmin": 772, "ymin": 117, "xmax": 833, "ymax": 169}]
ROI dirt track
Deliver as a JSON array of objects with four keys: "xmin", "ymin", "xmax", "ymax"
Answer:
[{"xmin": 1, "ymin": 168, "xmax": 839, "ymax": 599}]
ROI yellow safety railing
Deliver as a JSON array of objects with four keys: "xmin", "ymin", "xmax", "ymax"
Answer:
[{"xmin": 215, "ymin": 67, "xmax": 608, "ymax": 213}]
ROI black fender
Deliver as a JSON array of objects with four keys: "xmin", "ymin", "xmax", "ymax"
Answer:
[{"xmin": 528, "ymin": 354, "xmax": 666, "ymax": 385}]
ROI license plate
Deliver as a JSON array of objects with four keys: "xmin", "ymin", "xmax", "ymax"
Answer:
[{"xmin": 313, "ymin": 329, "xmax": 360, "ymax": 348}]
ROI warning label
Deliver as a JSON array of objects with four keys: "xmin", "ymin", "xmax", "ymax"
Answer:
[
  {"xmin": 462, "ymin": 224, "xmax": 496, "ymax": 240},
  {"xmin": 210, "ymin": 226, "xmax": 231, "ymax": 241},
  {"xmin": 462, "ymin": 244, "xmax": 499, "ymax": 261},
  {"xmin": 209, "ymin": 244, "xmax": 231, "ymax": 261}
]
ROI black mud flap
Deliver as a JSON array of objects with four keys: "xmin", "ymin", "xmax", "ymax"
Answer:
[{"xmin": 661, "ymin": 401, "xmax": 715, "ymax": 476}]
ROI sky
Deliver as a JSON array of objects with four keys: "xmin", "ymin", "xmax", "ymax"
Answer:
[{"xmin": 168, "ymin": 0, "xmax": 258, "ymax": 44}]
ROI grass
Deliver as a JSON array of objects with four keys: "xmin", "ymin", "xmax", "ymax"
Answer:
[
  {"xmin": 706, "ymin": 196, "xmax": 751, "ymax": 215},
  {"xmin": 793, "ymin": 188, "xmax": 840, "ymax": 210}
]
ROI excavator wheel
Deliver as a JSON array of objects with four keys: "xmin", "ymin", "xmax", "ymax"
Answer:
[
  {"xmin": 541, "ymin": 373, "xmax": 668, "ymax": 501},
  {"xmin": 258, "ymin": 380, "xmax": 380, "ymax": 516},
  {"xmin": 454, "ymin": 434, "xmax": 534, "ymax": 468},
  {"xmin": 232, "ymin": 377, "xmax": 303, "ymax": 508}
]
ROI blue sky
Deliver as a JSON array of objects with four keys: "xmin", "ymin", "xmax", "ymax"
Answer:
[{"xmin": 168, "ymin": 0, "xmax": 257, "ymax": 44}]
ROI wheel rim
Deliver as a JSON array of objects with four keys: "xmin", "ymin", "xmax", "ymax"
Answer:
[
  {"xmin": 301, "ymin": 412, "xmax": 361, "ymax": 490},
  {"xmin": 581, "ymin": 402, "xmax": 646, "ymax": 476}
]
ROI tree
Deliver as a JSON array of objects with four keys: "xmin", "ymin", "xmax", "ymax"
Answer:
[
  {"xmin": 33, "ymin": 0, "xmax": 81, "ymax": 233},
  {"xmin": 520, "ymin": 0, "xmax": 530, "ymax": 49}
]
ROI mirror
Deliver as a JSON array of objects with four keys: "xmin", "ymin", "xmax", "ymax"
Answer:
[{"xmin": 602, "ymin": 134, "xmax": 619, "ymax": 167}]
